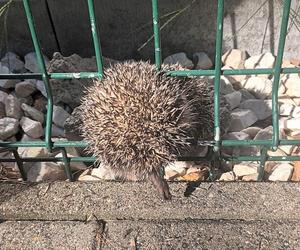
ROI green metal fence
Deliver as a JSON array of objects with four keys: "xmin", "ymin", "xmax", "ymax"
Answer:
[{"xmin": 0, "ymin": 0, "xmax": 300, "ymax": 181}]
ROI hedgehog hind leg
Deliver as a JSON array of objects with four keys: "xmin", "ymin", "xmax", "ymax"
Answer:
[{"xmin": 149, "ymin": 170, "xmax": 171, "ymax": 200}]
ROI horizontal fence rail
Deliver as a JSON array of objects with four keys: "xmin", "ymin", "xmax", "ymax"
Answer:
[{"xmin": 0, "ymin": 0, "xmax": 300, "ymax": 182}]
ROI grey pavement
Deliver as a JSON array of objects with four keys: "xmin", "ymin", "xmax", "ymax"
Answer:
[{"xmin": 1, "ymin": 181, "xmax": 300, "ymax": 249}]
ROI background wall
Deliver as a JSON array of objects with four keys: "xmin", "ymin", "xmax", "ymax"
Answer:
[{"xmin": 0, "ymin": 0, "xmax": 300, "ymax": 61}]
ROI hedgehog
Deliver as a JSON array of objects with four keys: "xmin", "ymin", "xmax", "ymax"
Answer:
[{"xmin": 78, "ymin": 61, "xmax": 230, "ymax": 199}]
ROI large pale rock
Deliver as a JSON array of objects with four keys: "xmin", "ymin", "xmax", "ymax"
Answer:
[
  {"xmin": 219, "ymin": 171, "xmax": 235, "ymax": 181},
  {"xmin": 0, "ymin": 90, "xmax": 8, "ymax": 104},
  {"xmin": 268, "ymin": 163, "xmax": 293, "ymax": 181},
  {"xmin": 24, "ymin": 52, "xmax": 50, "ymax": 73},
  {"xmin": 193, "ymin": 52, "xmax": 213, "ymax": 69},
  {"xmin": 241, "ymin": 77, "xmax": 272, "ymax": 99},
  {"xmin": 163, "ymin": 52, "xmax": 194, "ymax": 69},
  {"xmin": 5, "ymin": 94, "xmax": 22, "ymax": 119},
  {"xmin": 241, "ymin": 127, "xmax": 261, "ymax": 139},
  {"xmin": 0, "ymin": 117, "xmax": 19, "ymax": 140},
  {"xmin": 51, "ymin": 124, "xmax": 65, "ymax": 137},
  {"xmin": 292, "ymin": 106, "xmax": 300, "ymax": 118},
  {"xmin": 219, "ymin": 76, "xmax": 234, "ymax": 94},
  {"xmin": 1, "ymin": 52, "xmax": 25, "ymax": 72},
  {"xmin": 224, "ymin": 91, "xmax": 242, "ymax": 110},
  {"xmin": 242, "ymin": 173, "xmax": 259, "ymax": 181},
  {"xmin": 21, "ymin": 103, "xmax": 44, "ymax": 124},
  {"xmin": 0, "ymin": 103, "xmax": 5, "ymax": 118},
  {"xmin": 0, "ymin": 63, "xmax": 10, "ymax": 88},
  {"xmin": 283, "ymin": 78, "xmax": 300, "ymax": 97},
  {"xmin": 17, "ymin": 134, "xmax": 48, "ymax": 158},
  {"xmin": 55, "ymin": 152, "xmax": 87, "ymax": 171},
  {"xmin": 224, "ymin": 131, "xmax": 250, "ymax": 141},
  {"xmin": 279, "ymin": 103, "xmax": 294, "ymax": 116},
  {"xmin": 245, "ymin": 52, "xmax": 275, "ymax": 69},
  {"xmin": 35, "ymin": 80, "xmax": 47, "ymax": 98},
  {"xmin": 239, "ymin": 99, "xmax": 272, "ymax": 120},
  {"xmin": 238, "ymin": 89, "xmax": 256, "ymax": 102},
  {"xmin": 165, "ymin": 161, "xmax": 194, "ymax": 176},
  {"xmin": 15, "ymin": 80, "xmax": 36, "ymax": 97},
  {"xmin": 228, "ymin": 109, "xmax": 258, "ymax": 132},
  {"xmin": 52, "ymin": 105, "xmax": 70, "ymax": 128},
  {"xmin": 221, "ymin": 65, "xmax": 247, "ymax": 85},
  {"xmin": 222, "ymin": 49, "xmax": 248, "ymax": 69},
  {"xmin": 279, "ymin": 118, "xmax": 300, "ymax": 131},
  {"xmin": 254, "ymin": 126, "xmax": 273, "ymax": 140},
  {"xmin": 233, "ymin": 163, "xmax": 258, "ymax": 177},
  {"xmin": 20, "ymin": 117, "xmax": 44, "ymax": 138},
  {"xmin": 91, "ymin": 164, "xmax": 115, "ymax": 180},
  {"xmin": 27, "ymin": 162, "xmax": 66, "ymax": 182}
]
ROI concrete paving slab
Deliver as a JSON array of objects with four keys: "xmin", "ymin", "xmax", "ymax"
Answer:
[
  {"xmin": 102, "ymin": 220, "xmax": 300, "ymax": 249},
  {"xmin": 0, "ymin": 220, "xmax": 103, "ymax": 250},
  {"xmin": 1, "ymin": 182, "xmax": 300, "ymax": 221}
]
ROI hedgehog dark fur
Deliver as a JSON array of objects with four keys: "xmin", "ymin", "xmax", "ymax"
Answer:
[{"xmin": 78, "ymin": 61, "xmax": 230, "ymax": 199}]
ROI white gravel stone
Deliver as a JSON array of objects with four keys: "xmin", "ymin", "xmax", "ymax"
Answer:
[
  {"xmin": 224, "ymin": 91, "xmax": 242, "ymax": 110},
  {"xmin": 51, "ymin": 124, "xmax": 65, "ymax": 137},
  {"xmin": 27, "ymin": 162, "xmax": 66, "ymax": 182},
  {"xmin": 0, "ymin": 90, "xmax": 8, "ymax": 104},
  {"xmin": 219, "ymin": 171, "xmax": 235, "ymax": 181},
  {"xmin": 228, "ymin": 109, "xmax": 258, "ymax": 132},
  {"xmin": 244, "ymin": 52, "xmax": 275, "ymax": 69},
  {"xmin": 283, "ymin": 78, "xmax": 300, "ymax": 97},
  {"xmin": 0, "ymin": 117, "xmax": 19, "ymax": 140},
  {"xmin": 280, "ymin": 103, "xmax": 294, "ymax": 116},
  {"xmin": 241, "ymin": 127, "xmax": 261, "ymax": 139},
  {"xmin": 281, "ymin": 118, "xmax": 300, "ymax": 131},
  {"xmin": 55, "ymin": 152, "xmax": 87, "ymax": 171},
  {"xmin": 224, "ymin": 131, "xmax": 250, "ymax": 141},
  {"xmin": 220, "ymin": 76, "xmax": 235, "ymax": 94},
  {"xmin": 165, "ymin": 161, "xmax": 193, "ymax": 176},
  {"xmin": 222, "ymin": 49, "xmax": 248, "ymax": 69},
  {"xmin": 20, "ymin": 117, "xmax": 44, "ymax": 138},
  {"xmin": 239, "ymin": 89, "xmax": 256, "ymax": 102},
  {"xmin": 239, "ymin": 99, "xmax": 272, "ymax": 120},
  {"xmin": 91, "ymin": 164, "xmax": 115, "ymax": 180},
  {"xmin": 292, "ymin": 106, "xmax": 300, "ymax": 118},
  {"xmin": 1, "ymin": 52, "xmax": 25, "ymax": 72},
  {"xmin": 241, "ymin": 77, "xmax": 272, "ymax": 99},
  {"xmin": 52, "ymin": 105, "xmax": 70, "ymax": 128},
  {"xmin": 268, "ymin": 163, "xmax": 293, "ymax": 181},
  {"xmin": 15, "ymin": 80, "xmax": 36, "ymax": 97},
  {"xmin": 24, "ymin": 52, "xmax": 50, "ymax": 73},
  {"xmin": 233, "ymin": 163, "xmax": 257, "ymax": 177},
  {"xmin": 21, "ymin": 103, "xmax": 44, "ymax": 124},
  {"xmin": 35, "ymin": 80, "xmax": 47, "ymax": 97},
  {"xmin": 254, "ymin": 126, "xmax": 273, "ymax": 140},
  {"xmin": 242, "ymin": 173, "xmax": 259, "ymax": 181},
  {"xmin": 163, "ymin": 52, "xmax": 194, "ymax": 69},
  {"xmin": 17, "ymin": 134, "xmax": 47, "ymax": 158},
  {"xmin": 221, "ymin": 65, "xmax": 247, "ymax": 84},
  {"xmin": 0, "ymin": 63, "xmax": 10, "ymax": 88},
  {"xmin": 5, "ymin": 94, "xmax": 23, "ymax": 119},
  {"xmin": 193, "ymin": 52, "xmax": 213, "ymax": 69}
]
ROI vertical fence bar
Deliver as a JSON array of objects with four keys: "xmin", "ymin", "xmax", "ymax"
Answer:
[
  {"xmin": 60, "ymin": 148, "xmax": 73, "ymax": 181},
  {"xmin": 271, "ymin": 0, "xmax": 292, "ymax": 150},
  {"xmin": 213, "ymin": 0, "xmax": 224, "ymax": 152},
  {"xmin": 152, "ymin": 0, "xmax": 162, "ymax": 70},
  {"xmin": 23, "ymin": 0, "xmax": 53, "ymax": 151},
  {"xmin": 87, "ymin": 0, "xmax": 104, "ymax": 78}
]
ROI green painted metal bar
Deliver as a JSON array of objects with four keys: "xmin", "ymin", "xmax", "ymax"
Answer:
[
  {"xmin": 166, "ymin": 67, "xmax": 300, "ymax": 77},
  {"xmin": 1, "ymin": 154, "xmax": 300, "ymax": 163},
  {"xmin": 151, "ymin": 0, "xmax": 162, "ymax": 70},
  {"xmin": 50, "ymin": 72, "xmax": 102, "ymax": 79},
  {"xmin": 213, "ymin": 0, "xmax": 224, "ymax": 152},
  {"xmin": 1, "ymin": 139, "xmax": 300, "ymax": 148},
  {"xmin": 87, "ymin": 0, "xmax": 104, "ymax": 78},
  {"xmin": 23, "ymin": 0, "xmax": 53, "ymax": 151},
  {"xmin": 60, "ymin": 148, "xmax": 73, "ymax": 181},
  {"xmin": 1, "ymin": 67, "xmax": 300, "ymax": 80},
  {"xmin": 12, "ymin": 149, "xmax": 27, "ymax": 181},
  {"xmin": 271, "ymin": 0, "xmax": 292, "ymax": 150}
]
